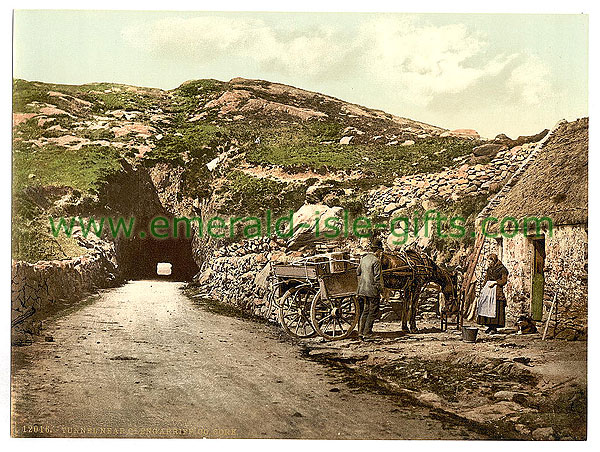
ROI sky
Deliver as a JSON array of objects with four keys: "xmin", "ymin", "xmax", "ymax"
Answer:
[{"xmin": 13, "ymin": 10, "xmax": 588, "ymax": 138}]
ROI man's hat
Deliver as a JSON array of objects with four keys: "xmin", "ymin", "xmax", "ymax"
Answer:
[{"xmin": 370, "ymin": 238, "xmax": 384, "ymax": 251}]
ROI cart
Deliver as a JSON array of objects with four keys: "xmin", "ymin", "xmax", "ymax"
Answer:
[{"xmin": 270, "ymin": 253, "xmax": 360, "ymax": 340}]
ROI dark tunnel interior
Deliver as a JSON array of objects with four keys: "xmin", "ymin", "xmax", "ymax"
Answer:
[{"xmin": 117, "ymin": 234, "xmax": 199, "ymax": 281}]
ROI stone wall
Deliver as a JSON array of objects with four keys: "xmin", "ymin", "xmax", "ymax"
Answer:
[
  {"xmin": 197, "ymin": 233, "xmax": 447, "ymax": 326},
  {"xmin": 196, "ymin": 237, "xmax": 284, "ymax": 320},
  {"xmin": 367, "ymin": 143, "xmax": 535, "ymax": 214},
  {"xmin": 11, "ymin": 233, "xmax": 121, "ymax": 344}
]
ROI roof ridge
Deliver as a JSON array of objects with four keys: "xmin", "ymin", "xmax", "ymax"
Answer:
[{"xmin": 476, "ymin": 119, "xmax": 567, "ymax": 226}]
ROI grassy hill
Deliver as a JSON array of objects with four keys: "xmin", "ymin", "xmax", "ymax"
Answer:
[{"xmin": 12, "ymin": 77, "xmax": 480, "ymax": 262}]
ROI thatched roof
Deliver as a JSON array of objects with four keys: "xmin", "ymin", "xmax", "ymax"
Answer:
[{"xmin": 489, "ymin": 118, "xmax": 588, "ymax": 228}]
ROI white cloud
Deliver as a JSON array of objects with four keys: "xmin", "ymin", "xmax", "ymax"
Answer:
[
  {"xmin": 122, "ymin": 17, "xmax": 353, "ymax": 77},
  {"xmin": 507, "ymin": 55, "xmax": 553, "ymax": 105},
  {"xmin": 355, "ymin": 18, "xmax": 522, "ymax": 105},
  {"xmin": 121, "ymin": 15, "xmax": 554, "ymax": 110}
]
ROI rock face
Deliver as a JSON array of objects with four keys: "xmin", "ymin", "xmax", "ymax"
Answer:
[
  {"xmin": 532, "ymin": 427, "xmax": 555, "ymax": 441},
  {"xmin": 493, "ymin": 130, "xmax": 550, "ymax": 148},
  {"xmin": 441, "ymin": 129, "xmax": 480, "ymax": 139}
]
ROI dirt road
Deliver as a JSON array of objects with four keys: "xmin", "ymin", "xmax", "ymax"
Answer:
[{"xmin": 11, "ymin": 280, "xmax": 484, "ymax": 439}]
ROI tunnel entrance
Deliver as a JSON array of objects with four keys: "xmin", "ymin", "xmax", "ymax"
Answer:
[
  {"xmin": 117, "ymin": 234, "xmax": 199, "ymax": 281},
  {"xmin": 99, "ymin": 160, "xmax": 201, "ymax": 282}
]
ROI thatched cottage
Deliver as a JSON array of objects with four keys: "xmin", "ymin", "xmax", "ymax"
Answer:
[{"xmin": 472, "ymin": 118, "xmax": 588, "ymax": 339}]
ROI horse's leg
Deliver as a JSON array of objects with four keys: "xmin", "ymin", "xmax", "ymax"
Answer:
[
  {"xmin": 409, "ymin": 282, "xmax": 422, "ymax": 333},
  {"xmin": 401, "ymin": 288, "xmax": 410, "ymax": 332}
]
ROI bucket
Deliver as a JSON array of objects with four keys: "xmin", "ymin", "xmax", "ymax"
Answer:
[{"xmin": 462, "ymin": 326, "xmax": 479, "ymax": 343}]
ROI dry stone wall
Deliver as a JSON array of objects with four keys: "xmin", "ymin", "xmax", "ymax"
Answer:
[
  {"xmin": 367, "ymin": 143, "xmax": 535, "ymax": 214},
  {"xmin": 196, "ymin": 237, "xmax": 285, "ymax": 320},
  {"xmin": 11, "ymin": 232, "xmax": 121, "ymax": 344}
]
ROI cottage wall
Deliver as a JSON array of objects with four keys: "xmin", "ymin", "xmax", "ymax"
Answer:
[
  {"xmin": 541, "ymin": 225, "xmax": 588, "ymax": 339},
  {"xmin": 474, "ymin": 224, "xmax": 587, "ymax": 339}
]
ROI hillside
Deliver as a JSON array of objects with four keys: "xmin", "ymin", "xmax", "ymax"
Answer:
[
  {"xmin": 12, "ymin": 76, "xmax": 551, "ymax": 266},
  {"xmin": 12, "ymin": 77, "xmax": 480, "ymax": 261}
]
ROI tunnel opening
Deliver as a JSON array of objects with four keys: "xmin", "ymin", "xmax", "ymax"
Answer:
[
  {"xmin": 117, "ymin": 234, "xmax": 199, "ymax": 281},
  {"xmin": 157, "ymin": 262, "xmax": 173, "ymax": 276},
  {"xmin": 99, "ymin": 161, "xmax": 201, "ymax": 282}
]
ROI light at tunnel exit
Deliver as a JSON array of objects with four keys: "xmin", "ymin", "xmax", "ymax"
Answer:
[{"xmin": 156, "ymin": 262, "xmax": 173, "ymax": 276}]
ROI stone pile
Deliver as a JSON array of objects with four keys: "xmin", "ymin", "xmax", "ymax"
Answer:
[{"xmin": 367, "ymin": 143, "xmax": 535, "ymax": 214}]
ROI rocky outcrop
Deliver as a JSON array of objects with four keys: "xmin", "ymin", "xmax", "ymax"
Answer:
[
  {"xmin": 441, "ymin": 129, "xmax": 480, "ymax": 139},
  {"xmin": 493, "ymin": 129, "xmax": 549, "ymax": 148},
  {"xmin": 473, "ymin": 143, "xmax": 506, "ymax": 157}
]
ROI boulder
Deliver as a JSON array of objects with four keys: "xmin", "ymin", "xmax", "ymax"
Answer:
[
  {"xmin": 532, "ymin": 427, "xmax": 555, "ymax": 441},
  {"xmin": 417, "ymin": 392, "xmax": 444, "ymax": 406},
  {"xmin": 493, "ymin": 390, "xmax": 529, "ymax": 405},
  {"xmin": 339, "ymin": 136, "xmax": 353, "ymax": 145},
  {"xmin": 206, "ymin": 156, "xmax": 220, "ymax": 171},
  {"xmin": 493, "ymin": 129, "xmax": 549, "ymax": 148},
  {"xmin": 473, "ymin": 143, "xmax": 505, "ymax": 157},
  {"xmin": 494, "ymin": 133, "xmax": 513, "ymax": 144},
  {"xmin": 286, "ymin": 204, "xmax": 344, "ymax": 250},
  {"xmin": 441, "ymin": 129, "xmax": 480, "ymax": 139},
  {"xmin": 514, "ymin": 129, "xmax": 549, "ymax": 146}
]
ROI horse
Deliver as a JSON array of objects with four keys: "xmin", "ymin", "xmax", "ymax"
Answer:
[{"xmin": 380, "ymin": 249, "xmax": 457, "ymax": 333}]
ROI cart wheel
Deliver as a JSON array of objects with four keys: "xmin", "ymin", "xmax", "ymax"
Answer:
[
  {"xmin": 260, "ymin": 287, "xmax": 279, "ymax": 322},
  {"xmin": 310, "ymin": 292, "xmax": 360, "ymax": 340},
  {"xmin": 278, "ymin": 286, "xmax": 317, "ymax": 338}
]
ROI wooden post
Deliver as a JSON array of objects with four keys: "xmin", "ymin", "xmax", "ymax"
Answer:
[
  {"xmin": 460, "ymin": 231, "xmax": 486, "ymax": 323},
  {"xmin": 542, "ymin": 290, "xmax": 558, "ymax": 341}
]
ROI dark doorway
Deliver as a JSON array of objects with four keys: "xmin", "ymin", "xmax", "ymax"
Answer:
[{"xmin": 531, "ymin": 236, "xmax": 546, "ymax": 321}]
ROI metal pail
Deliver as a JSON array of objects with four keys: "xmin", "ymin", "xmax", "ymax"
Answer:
[{"xmin": 462, "ymin": 326, "xmax": 479, "ymax": 343}]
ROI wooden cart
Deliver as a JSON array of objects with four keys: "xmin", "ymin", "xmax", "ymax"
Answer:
[{"xmin": 271, "ymin": 253, "xmax": 360, "ymax": 340}]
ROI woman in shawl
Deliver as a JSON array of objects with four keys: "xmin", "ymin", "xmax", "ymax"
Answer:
[{"xmin": 478, "ymin": 253, "xmax": 509, "ymax": 334}]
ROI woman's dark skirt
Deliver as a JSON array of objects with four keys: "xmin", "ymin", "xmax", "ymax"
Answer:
[{"xmin": 477, "ymin": 298, "xmax": 506, "ymax": 328}]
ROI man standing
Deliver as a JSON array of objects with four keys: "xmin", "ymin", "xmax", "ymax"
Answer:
[
  {"xmin": 477, "ymin": 253, "xmax": 509, "ymax": 334},
  {"xmin": 357, "ymin": 239, "xmax": 383, "ymax": 340}
]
